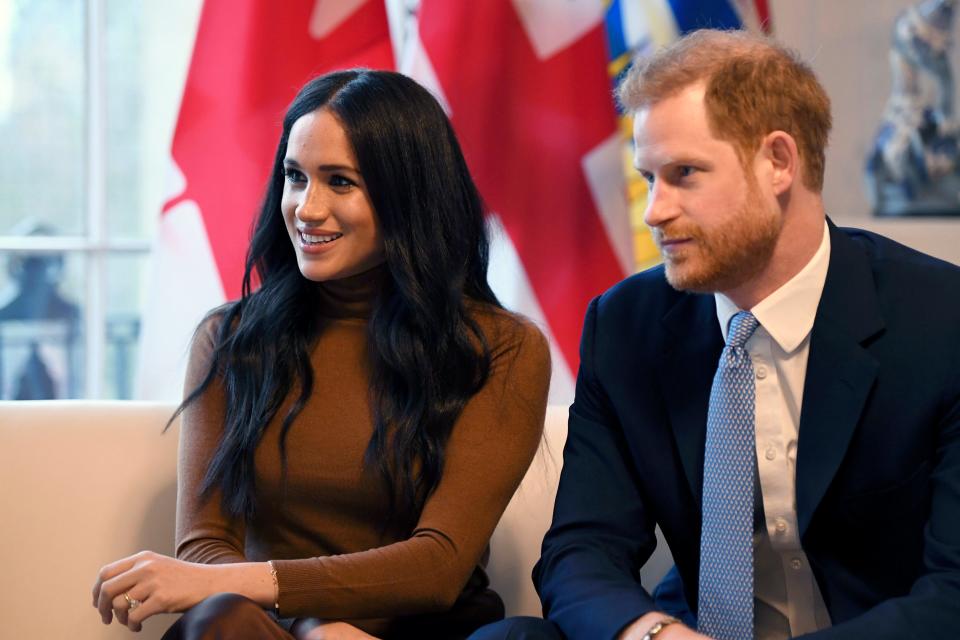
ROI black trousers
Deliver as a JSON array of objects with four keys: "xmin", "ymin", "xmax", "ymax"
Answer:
[
  {"xmin": 162, "ymin": 593, "xmax": 294, "ymax": 640},
  {"xmin": 467, "ymin": 616, "xmax": 565, "ymax": 640},
  {"xmin": 163, "ymin": 589, "xmax": 505, "ymax": 640}
]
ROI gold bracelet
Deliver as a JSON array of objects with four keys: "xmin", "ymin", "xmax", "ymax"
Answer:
[
  {"xmin": 641, "ymin": 616, "xmax": 680, "ymax": 640},
  {"xmin": 267, "ymin": 560, "xmax": 280, "ymax": 615}
]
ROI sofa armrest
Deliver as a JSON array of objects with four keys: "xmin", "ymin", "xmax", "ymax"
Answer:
[
  {"xmin": 487, "ymin": 404, "xmax": 568, "ymax": 618},
  {"xmin": 0, "ymin": 401, "xmax": 180, "ymax": 639}
]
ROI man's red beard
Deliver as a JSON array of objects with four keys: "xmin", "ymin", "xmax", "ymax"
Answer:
[{"xmin": 655, "ymin": 182, "xmax": 782, "ymax": 294}]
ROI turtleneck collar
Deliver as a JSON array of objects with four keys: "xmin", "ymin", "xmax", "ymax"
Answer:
[{"xmin": 314, "ymin": 263, "xmax": 387, "ymax": 319}]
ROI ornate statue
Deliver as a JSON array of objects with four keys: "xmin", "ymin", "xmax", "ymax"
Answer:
[{"xmin": 866, "ymin": 0, "xmax": 960, "ymax": 216}]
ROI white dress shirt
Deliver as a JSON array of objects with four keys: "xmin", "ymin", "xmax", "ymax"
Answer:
[{"xmin": 714, "ymin": 221, "xmax": 833, "ymax": 638}]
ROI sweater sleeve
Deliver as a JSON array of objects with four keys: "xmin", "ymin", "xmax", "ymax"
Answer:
[
  {"xmin": 271, "ymin": 315, "xmax": 552, "ymax": 619},
  {"xmin": 174, "ymin": 316, "xmax": 249, "ymax": 565}
]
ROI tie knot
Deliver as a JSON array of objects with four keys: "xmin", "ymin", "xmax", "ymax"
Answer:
[{"xmin": 726, "ymin": 311, "xmax": 759, "ymax": 349}]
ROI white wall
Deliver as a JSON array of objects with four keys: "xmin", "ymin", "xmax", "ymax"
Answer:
[{"xmin": 771, "ymin": 0, "xmax": 960, "ymax": 265}]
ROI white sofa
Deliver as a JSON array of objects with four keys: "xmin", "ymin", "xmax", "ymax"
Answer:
[{"xmin": 0, "ymin": 401, "xmax": 671, "ymax": 639}]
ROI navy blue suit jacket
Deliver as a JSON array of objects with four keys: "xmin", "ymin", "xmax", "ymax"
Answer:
[{"xmin": 533, "ymin": 223, "xmax": 960, "ymax": 639}]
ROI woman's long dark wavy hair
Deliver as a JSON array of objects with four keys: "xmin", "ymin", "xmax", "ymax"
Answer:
[{"xmin": 176, "ymin": 69, "xmax": 501, "ymax": 526}]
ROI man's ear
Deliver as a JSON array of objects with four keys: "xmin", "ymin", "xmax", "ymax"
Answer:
[{"xmin": 761, "ymin": 131, "xmax": 799, "ymax": 195}]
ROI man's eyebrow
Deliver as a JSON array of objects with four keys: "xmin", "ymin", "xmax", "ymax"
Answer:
[{"xmin": 634, "ymin": 155, "xmax": 712, "ymax": 171}]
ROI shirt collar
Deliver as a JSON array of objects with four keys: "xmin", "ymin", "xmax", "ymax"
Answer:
[{"xmin": 715, "ymin": 220, "xmax": 831, "ymax": 353}]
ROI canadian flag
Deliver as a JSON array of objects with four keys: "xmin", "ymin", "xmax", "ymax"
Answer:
[
  {"xmin": 405, "ymin": 1, "xmax": 633, "ymax": 401},
  {"xmin": 136, "ymin": 0, "xmax": 394, "ymax": 400}
]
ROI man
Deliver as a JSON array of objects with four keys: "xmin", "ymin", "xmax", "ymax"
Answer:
[{"xmin": 472, "ymin": 29, "xmax": 960, "ymax": 640}]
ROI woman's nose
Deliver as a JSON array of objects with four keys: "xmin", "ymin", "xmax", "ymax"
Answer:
[{"xmin": 297, "ymin": 184, "xmax": 329, "ymax": 223}]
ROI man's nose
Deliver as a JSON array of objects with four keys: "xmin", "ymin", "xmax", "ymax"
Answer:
[{"xmin": 643, "ymin": 182, "xmax": 679, "ymax": 228}]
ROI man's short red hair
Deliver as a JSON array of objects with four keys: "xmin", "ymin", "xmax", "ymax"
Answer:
[{"xmin": 617, "ymin": 29, "xmax": 832, "ymax": 192}]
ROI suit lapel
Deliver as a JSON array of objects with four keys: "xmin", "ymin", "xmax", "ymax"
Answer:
[
  {"xmin": 656, "ymin": 293, "xmax": 724, "ymax": 504},
  {"xmin": 796, "ymin": 223, "xmax": 884, "ymax": 537}
]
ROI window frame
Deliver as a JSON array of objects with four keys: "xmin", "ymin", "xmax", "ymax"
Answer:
[{"xmin": 0, "ymin": 0, "xmax": 152, "ymax": 399}]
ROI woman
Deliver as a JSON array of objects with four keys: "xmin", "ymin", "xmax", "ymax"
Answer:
[{"xmin": 92, "ymin": 69, "xmax": 551, "ymax": 639}]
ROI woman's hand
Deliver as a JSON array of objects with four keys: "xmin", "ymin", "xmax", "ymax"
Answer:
[
  {"xmin": 292, "ymin": 619, "xmax": 380, "ymax": 640},
  {"xmin": 92, "ymin": 551, "xmax": 225, "ymax": 631}
]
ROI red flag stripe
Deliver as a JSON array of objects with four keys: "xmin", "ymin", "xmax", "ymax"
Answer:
[
  {"xmin": 419, "ymin": 2, "xmax": 628, "ymax": 373},
  {"xmin": 754, "ymin": 0, "xmax": 772, "ymax": 33}
]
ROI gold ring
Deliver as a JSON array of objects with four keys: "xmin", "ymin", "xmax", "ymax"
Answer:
[{"xmin": 124, "ymin": 592, "xmax": 142, "ymax": 611}]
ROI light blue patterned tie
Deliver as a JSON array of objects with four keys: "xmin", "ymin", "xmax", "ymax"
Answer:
[{"xmin": 698, "ymin": 311, "xmax": 760, "ymax": 640}]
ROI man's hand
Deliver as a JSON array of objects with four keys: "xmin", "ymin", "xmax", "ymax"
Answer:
[{"xmin": 618, "ymin": 612, "xmax": 713, "ymax": 639}]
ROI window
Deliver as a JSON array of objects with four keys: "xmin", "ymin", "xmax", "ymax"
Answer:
[{"xmin": 0, "ymin": 0, "xmax": 201, "ymax": 399}]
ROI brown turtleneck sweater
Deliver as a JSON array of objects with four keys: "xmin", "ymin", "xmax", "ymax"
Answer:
[{"xmin": 175, "ymin": 265, "xmax": 551, "ymax": 636}]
